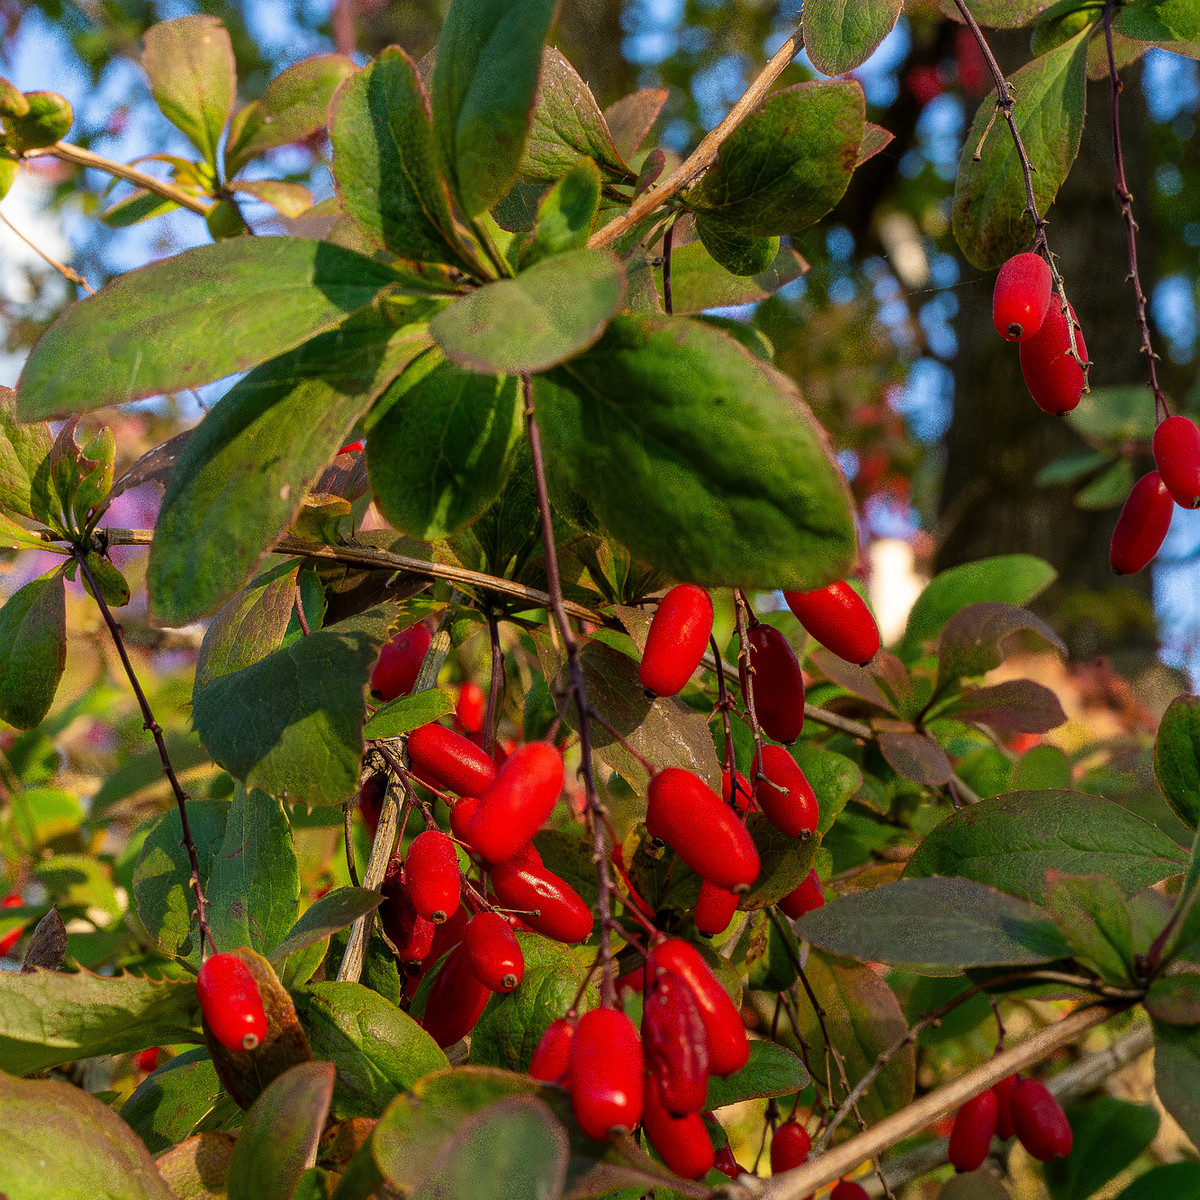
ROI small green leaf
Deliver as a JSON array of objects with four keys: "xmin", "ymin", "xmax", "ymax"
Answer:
[
  {"xmin": 432, "ymin": 0, "xmax": 558, "ymax": 216},
  {"xmin": 363, "ymin": 687, "xmax": 454, "ymax": 740},
  {"xmin": 1147, "ymin": 971, "xmax": 1200, "ymax": 1026},
  {"xmin": 100, "ymin": 187, "xmax": 181, "ymax": 227},
  {"xmin": 1035, "ymin": 448, "xmax": 1112, "ymax": 487},
  {"xmin": 936, "ymin": 0, "xmax": 1056, "ymax": 26},
  {"xmin": 1044, "ymin": 872, "xmax": 1134, "ymax": 984},
  {"xmin": 269, "ymin": 887, "xmax": 384, "ymax": 964},
  {"xmin": 1030, "ymin": 1, "xmax": 1102, "ymax": 55},
  {"xmin": 1114, "ymin": 0, "xmax": 1200, "ymax": 58},
  {"xmin": 1113, "ymin": 1163, "xmax": 1200, "ymax": 1200},
  {"xmin": 430, "ymin": 248, "xmax": 626, "ymax": 374},
  {"xmin": 1011, "ymin": 743, "xmax": 1072, "ymax": 791},
  {"xmin": 1045, "ymin": 1095, "xmax": 1159, "ymax": 1200},
  {"xmin": 1076, "ymin": 458, "xmax": 1135, "ymax": 510},
  {"xmin": 704, "ymin": 1040, "xmax": 809, "ymax": 1109},
  {"xmin": 141, "ymin": 15, "xmax": 235, "ymax": 166},
  {"xmin": 665, "ymin": 241, "xmax": 808, "ymax": 315},
  {"xmin": 519, "ymin": 158, "xmax": 602, "ymax": 268},
  {"xmin": 802, "ymin": 0, "xmax": 903, "ymax": 74},
  {"xmin": 1155, "ymin": 694, "xmax": 1200, "ymax": 829},
  {"xmin": 953, "ymin": 30, "xmax": 1089, "ymax": 268},
  {"xmin": 0, "ymin": 571, "xmax": 66, "ymax": 730},
  {"xmin": 1153, "ymin": 1020, "xmax": 1200, "ymax": 1152},
  {"xmin": 0, "ymin": 385, "xmax": 51, "ymax": 520},
  {"xmin": 694, "ymin": 216, "xmax": 780, "ymax": 277},
  {"xmin": 123, "ymin": 1048, "xmax": 237, "ymax": 1155},
  {"xmin": 1066, "ymin": 385, "xmax": 1160, "ymax": 445}
]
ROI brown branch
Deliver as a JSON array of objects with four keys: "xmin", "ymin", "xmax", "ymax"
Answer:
[{"xmin": 0, "ymin": 207, "xmax": 94, "ymax": 293}]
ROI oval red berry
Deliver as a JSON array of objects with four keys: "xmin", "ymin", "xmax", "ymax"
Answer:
[
  {"xmin": 1019, "ymin": 303, "xmax": 1088, "ymax": 416},
  {"xmin": 770, "ymin": 1119, "xmax": 812, "ymax": 1174},
  {"xmin": 408, "ymin": 722, "xmax": 497, "ymax": 798},
  {"xmin": 464, "ymin": 742, "xmax": 564, "ymax": 864},
  {"xmin": 777, "ymin": 867, "xmax": 825, "ymax": 920},
  {"xmin": 465, "ymin": 911, "xmax": 524, "ymax": 992},
  {"xmin": 641, "ymin": 1077, "xmax": 716, "ymax": 1179},
  {"xmin": 993, "ymin": 252, "xmax": 1052, "ymax": 342},
  {"xmin": 695, "ymin": 879, "xmax": 739, "ymax": 936},
  {"xmin": 370, "ymin": 624, "xmax": 432, "ymax": 701},
  {"xmin": 196, "ymin": 952, "xmax": 268, "ymax": 1053},
  {"xmin": 1110, "ymin": 470, "xmax": 1174, "ymax": 575},
  {"xmin": 639, "ymin": 584, "xmax": 714, "ymax": 698},
  {"xmin": 948, "ymin": 1087, "xmax": 999, "ymax": 1173},
  {"xmin": 753, "ymin": 744, "xmax": 819, "ymax": 839},
  {"xmin": 569, "ymin": 1007, "xmax": 644, "ymax": 1140},
  {"xmin": 529, "ymin": 1015, "xmax": 574, "ymax": 1082},
  {"xmin": 489, "ymin": 858, "xmax": 594, "ymax": 944},
  {"xmin": 405, "ymin": 830, "xmax": 462, "ymax": 923},
  {"xmin": 741, "ymin": 623, "xmax": 805, "ymax": 743},
  {"xmin": 1010, "ymin": 1077, "xmax": 1072, "ymax": 1161},
  {"xmin": 783, "ymin": 580, "xmax": 880, "ymax": 666},
  {"xmin": 1153, "ymin": 415, "xmax": 1200, "ymax": 509},
  {"xmin": 420, "ymin": 941, "xmax": 492, "ymax": 1048}
]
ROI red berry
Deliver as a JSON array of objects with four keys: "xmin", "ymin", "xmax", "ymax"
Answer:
[
  {"xmin": 134, "ymin": 1047, "xmax": 161, "ymax": 1073},
  {"xmin": 337, "ymin": 439, "xmax": 365, "ymax": 454},
  {"xmin": 753, "ymin": 745, "xmax": 819, "ymax": 839},
  {"xmin": 356, "ymin": 773, "xmax": 387, "ymax": 840},
  {"xmin": 1019, "ymin": 302, "xmax": 1088, "ymax": 415},
  {"xmin": 770, "ymin": 1119, "xmax": 811, "ymax": 1173},
  {"xmin": 1153, "ymin": 415, "xmax": 1200, "ymax": 509},
  {"xmin": 569, "ymin": 1007, "xmax": 644, "ymax": 1140},
  {"xmin": 408, "ymin": 723, "xmax": 497, "ymax": 798},
  {"xmin": 642, "ymin": 969, "xmax": 710, "ymax": 1116},
  {"xmin": 994, "ymin": 1073, "xmax": 1019, "ymax": 1139},
  {"xmin": 948, "ymin": 1087, "xmax": 999, "ymax": 1173},
  {"xmin": 464, "ymin": 742, "xmax": 564, "ymax": 864},
  {"xmin": 905, "ymin": 64, "xmax": 943, "ymax": 106},
  {"xmin": 420, "ymin": 941, "xmax": 492, "ymax": 1047},
  {"xmin": 380, "ymin": 860, "xmax": 436, "ymax": 968},
  {"xmin": 489, "ymin": 858, "xmax": 594, "ymax": 943},
  {"xmin": 646, "ymin": 768, "xmax": 760, "ymax": 893},
  {"xmin": 639, "ymin": 584, "xmax": 714, "ymax": 698},
  {"xmin": 405, "ymin": 830, "xmax": 462, "ymax": 923},
  {"xmin": 641, "ymin": 1077, "xmax": 716, "ymax": 1179},
  {"xmin": 609, "ymin": 846, "xmax": 655, "ymax": 920},
  {"xmin": 449, "ymin": 794, "xmax": 480, "ymax": 845},
  {"xmin": 196, "ymin": 952, "xmax": 268, "ymax": 1052},
  {"xmin": 370, "ymin": 623, "xmax": 433, "ymax": 701},
  {"xmin": 465, "ymin": 911, "xmax": 524, "ymax": 992},
  {"xmin": 0, "ymin": 892, "xmax": 24, "ymax": 957},
  {"xmin": 455, "ymin": 680, "xmax": 487, "ymax": 733},
  {"xmin": 714, "ymin": 1144, "xmax": 745, "ymax": 1179},
  {"xmin": 1110, "ymin": 470, "xmax": 1174, "ymax": 574},
  {"xmin": 831, "ymin": 1182, "xmax": 870, "ymax": 1200},
  {"xmin": 695, "ymin": 879, "xmax": 739, "ymax": 936},
  {"xmin": 993, "ymin": 253, "xmax": 1052, "ymax": 342},
  {"xmin": 529, "ymin": 1015, "xmax": 574, "ymax": 1082},
  {"xmin": 420, "ymin": 901, "xmax": 469, "ymax": 975},
  {"xmin": 783, "ymin": 581, "xmax": 881, "ymax": 666},
  {"xmin": 777, "ymin": 868, "xmax": 825, "ymax": 920},
  {"xmin": 741, "ymin": 623, "xmax": 805, "ymax": 743},
  {"xmin": 651, "ymin": 938, "xmax": 749, "ymax": 1076},
  {"xmin": 1010, "ymin": 1077, "xmax": 1072, "ymax": 1161},
  {"xmin": 722, "ymin": 767, "xmax": 753, "ymax": 815}
]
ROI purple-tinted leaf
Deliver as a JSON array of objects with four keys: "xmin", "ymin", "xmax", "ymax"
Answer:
[
  {"xmin": 810, "ymin": 645, "xmax": 892, "ymax": 710},
  {"xmin": 878, "ymin": 728, "xmax": 953, "ymax": 785},
  {"xmin": 857, "ymin": 121, "xmax": 894, "ymax": 166},
  {"xmin": 1147, "ymin": 971, "xmax": 1200, "ymax": 1026},
  {"xmin": 803, "ymin": 0, "xmax": 903, "ymax": 74},
  {"xmin": 937, "ymin": 601, "xmax": 1067, "ymax": 689},
  {"xmin": 948, "ymin": 678, "xmax": 1067, "ymax": 733},
  {"xmin": 602, "ymin": 88, "xmax": 667, "ymax": 160},
  {"xmin": 233, "ymin": 178, "xmax": 313, "ymax": 217}
]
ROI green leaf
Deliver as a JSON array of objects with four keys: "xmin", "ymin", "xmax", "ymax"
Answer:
[
  {"xmin": 1011, "ymin": 743, "xmax": 1073, "ymax": 791},
  {"xmin": 133, "ymin": 800, "xmax": 228, "ymax": 963},
  {"xmin": 329, "ymin": 47, "xmax": 476, "ymax": 271},
  {"xmin": 432, "ymin": 0, "xmax": 557, "ymax": 216},
  {"xmin": 802, "ymin": 0, "xmax": 903, "ymax": 74},
  {"xmin": 1114, "ymin": 1163, "xmax": 1200, "ymax": 1200},
  {"xmin": 16, "ymin": 238, "xmax": 410, "ymax": 421},
  {"xmin": 1045, "ymin": 1095, "xmax": 1159, "ymax": 1200},
  {"xmin": 430, "ymin": 248, "xmax": 626, "ymax": 374},
  {"xmin": 796, "ymin": 876, "xmax": 1074, "ymax": 974},
  {"xmin": 192, "ymin": 607, "xmax": 393, "ymax": 809},
  {"xmin": 0, "ymin": 968, "xmax": 199, "ymax": 1074},
  {"xmin": 226, "ymin": 53, "xmax": 357, "ymax": 176},
  {"xmin": 936, "ymin": 601, "xmax": 1066, "ymax": 689},
  {"xmin": 1065, "ymin": 385, "xmax": 1160, "ymax": 445},
  {"xmin": 704, "ymin": 1040, "xmax": 809, "ymax": 1109},
  {"xmin": 227, "ymin": 1062, "xmax": 335, "ymax": 1200},
  {"xmin": 1155, "ymin": 694, "xmax": 1200, "ymax": 829},
  {"xmin": 293, "ymin": 982, "xmax": 446, "ymax": 1119},
  {"xmin": 1044, "ymin": 872, "xmax": 1134, "ymax": 984},
  {"xmin": 1076, "ymin": 459, "xmax": 1135, "ymax": 510},
  {"xmin": 148, "ymin": 314, "xmax": 431, "ymax": 625},
  {"xmin": 1115, "ymin": 0, "xmax": 1200, "ymax": 58},
  {"xmin": 0, "ymin": 1073, "xmax": 175, "ymax": 1200},
  {"xmin": 206, "ymin": 786, "xmax": 299, "ymax": 958},
  {"xmin": 141, "ymin": 15, "xmax": 235, "ymax": 166},
  {"xmin": 665, "ymin": 242, "xmax": 808, "ymax": 315},
  {"xmin": 366, "ymin": 359, "xmax": 523, "ymax": 540},
  {"xmin": 1146, "ymin": 970, "xmax": 1200, "ymax": 1025},
  {"xmin": 123, "ymin": 1047, "xmax": 238, "ymax": 1155},
  {"xmin": 684, "ymin": 80, "xmax": 864, "ymax": 236},
  {"xmin": 0, "ymin": 385, "xmax": 51, "ymax": 520},
  {"xmin": 900, "ymin": 555, "xmax": 1056, "ymax": 652},
  {"xmin": 936, "ymin": 0, "xmax": 1057, "ymax": 26},
  {"xmin": 1153, "ymin": 1020, "xmax": 1200, "ymax": 1152},
  {"xmin": 903, "ymin": 790, "xmax": 1187, "ymax": 904},
  {"xmin": 469, "ymin": 932, "xmax": 594, "ymax": 1072},
  {"xmin": 694, "ymin": 216, "xmax": 779, "ymax": 277},
  {"xmin": 363, "ymin": 687, "xmax": 454, "ymax": 740},
  {"xmin": 953, "ymin": 30, "xmax": 1089, "ymax": 268},
  {"xmin": 269, "ymin": 887, "xmax": 384, "ymax": 964},
  {"xmin": 1031, "ymin": 2, "xmax": 1102, "ymax": 55},
  {"xmin": 536, "ymin": 315, "xmax": 856, "ymax": 590},
  {"xmin": 1034, "ymin": 448, "xmax": 1111, "ymax": 487},
  {"xmin": 100, "ymin": 187, "xmax": 180, "ymax": 227},
  {"xmin": 0, "ymin": 570, "xmax": 65, "ymax": 730},
  {"xmin": 520, "ymin": 158, "xmax": 602, "ymax": 268}
]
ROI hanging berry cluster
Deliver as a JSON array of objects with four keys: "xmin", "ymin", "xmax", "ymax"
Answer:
[{"xmin": 948, "ymin": 1073, "xmax": 1072, "ymax": 1173}]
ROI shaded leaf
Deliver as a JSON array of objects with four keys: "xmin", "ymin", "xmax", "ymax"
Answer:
[
  {"xmin": 803, "ymin": 0, "xmax": 903, "ymax": 74},
  {"xmin": 123, "ymin": 1047, "xmax": 234, "ymax": 1155},
  {"xmin": 741, "ymin": 813, "xmax": 821, "ymax": 910},
  {"xmin": 156, "ymin": 1132, "xmax": 237, "ymax": 1200},
  {"xmin": 1065, "ymin": 384, "xmax": 1159, "ymax": 445},
  {"xmin": 1115, "ymin": 0, "xmax": 1200, "ymax": 58},
  {"xmin": 665, "ymin": 241, "xmax": 807, "ymax": 315},
  {"xmin": 269, "ymin": 888, "xmax": 384, "ymax": 964},
  {"xmin": 1011, "ymin": 743, "xmax": 1072, "ymax": 791},
  {"xmin": 704, "ymin": 1040, "xmax": 808, "ymax": 1109},
  {"xmin": 878, "ymin": 729, "xmax": 954, "ymax": 785},
  {"xmin": 694, "ymin": 216, "xmax": 779, "ymax": 276},
  {"xmin": 520, "ymin": 158, "xmax": 602, "ymax": 268},
  {"xmin": 1147, "ymin": 970, "xmax": 1200, "ymax": 1026},
  {"xmin": 603, "ymin": 87, "xmax": 667, "ymax": 159},
  {"xmin": 1044, "ymin": 872, "xmax": 1134, "ymax": 985},
  {"xmin": 1044, "ymin": 1096, "xmax": 1158, "ymax": 1200},
  {"xmin": 937, "ymin": 601, "xmax": 1067, "ymax": 689},
  {"xmin": 233, "ymin": 178, "xmax": 313, "ymax": 217},
  {"xmin": 1113, "ymin": 1163, "xmax": 1200, "ymax": 1200},
  {"xmin": 1155, "ymin": 694, "xmax": 1200, "ymax": 829},
  {"xmin": 936, "ymin": 0, "xmax": 1056, "ymax": 26},
  {"xmin": 1153, "ymin": 1020, "xmax": 1200, "ymax": 1151},
  {"xmin": 0, "ymin": 385, "xmax": 51, "ymax": 520},
  {"xmin": 20, "ymin": 906, "xmax": 67, "ymax": 973},
  {"xmin": 1035, "ymin": 448, "xmax": 1112, "ymax": 487},
  {"xmin": 946, "ymin": 678, "xmax": 1068, "ymax": 734},
  {"xmin": 857, "ymin": 121, "xmax": 894, "ymax": 165},
  {"xmin": 0, "ymin": 570, "xmax": 66, "ymax": 730},
  {"xmin": 1075, "ymin": 458, "xmax": 1134, "ymax": 510}
]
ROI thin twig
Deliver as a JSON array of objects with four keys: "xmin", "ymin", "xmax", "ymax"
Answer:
[
  {"xmin": 662, "ymin": 216, "xmax": 676, "ymax": 316},
  {"xmin": 484, "ymin": 609, "xmax": 504, "ymax": 757},
  {"xmin": 0, "ymin": 207, "xmax": 93, "ymax": 293}
]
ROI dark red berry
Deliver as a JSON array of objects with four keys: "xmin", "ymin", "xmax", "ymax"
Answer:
[
  {"xmin": 741, "ymin": 623, "xmax": 805, "ymax": 743},
  {"xmin": 405, "ymin": 830, "xmax": 462, "ymax": 923},
  {"xmin": 1019, "ymin": 302, "xmax": 1088, "ymax": 415},
  {"xmin": 196, "ymin": 952, "xmax": 268, "ymax": 1052},
  {"xmin": 783, "ymin": 580, "xmax": 881, "ymax": 666},
  {"xmin": 420, "ymin": 941, "xmax": 492, "ymax": 1047},
  {"xmin": 642, "ymin": 969, "xmax": 710, "ymax": 1116},
  {"xmin": 356, "ymin": 773, "xmax": 387, "ymax": 840},
  {"xmin": 948, "ymin": 1087, "xmax": 999, "ymax": 1172},
  {"xmin": 831, "ymin": 1181, "xmax": 870, "ymax": 1200},
  {"xmin": 529, "ymin": 1015, "xmax": 574, "ymax": 1082},
  {"xmin": 1110, "ymin": 470, "xmax": 1174, "ymax": 574},
  {"xmin": 994, "ymin": 1073, "xmax": 1019, "ymax": 1139},
  {"xmin": 1153, "ymin": 415, "xmax": 1200, "ymax": 509},
  {"xmin": 420, "ymin": 902, "xmax": 469, "ymax": 976},
  {"xmin": 753, "ymin": 745, "xmax": 819, "ymax": 839},
  {"xmin": 778, "ymin": 868, "xmax": 825, "ymax": 920},
  {"xmin": 770, "ymin": 1119, "xmax": 812, "ymax": 1173},
  {"xmin": 370, "ymin": 623, "xmax": 432, "ymax": 701},
  {"xmin": 408, "ymin": 722, "xmax": 497, "ymax": 798},
  {"xmin": 993, "ymin": 253, "xmax": 1052, "ymax": 342},
  {"xmin": 465, "ymin": 911, "xmax": 524, "ymax": 992},
  {"xmin": 641, "ymin": 1077, "xmax": 716, "ymax": 1179},
  {"xmin": 380, "ymin": 860, "xmax": 435, "ymax": 967},
  {"xmin": 489, "ymin": 858, "xmax": 594, "ymax": 943},
  {"xmin": 455, "ymin": 680, "xmax": 487, "ymax": 733},
  {"xmin": 695, "ymin": 879, "xmax": 739, "ymax": 936},
  {"xmin": 646, "ymin": 768, "xmax": 760, "ymax": 893},
  {"xmin": 569, "ymin": 1007, "xmax": 644, "ymax": 1140},
  {"xmin": 1010, "ymin": 1077, "xmax": 1072, "ymax": 1161},
  {"xmin": 722, "ymin": 767, "xmax": 753, "ymax": 815},
  {"xmin": 714, "ymin": 1144, "xmax": 745, "ymax": 1180},
  {"xmin": 639, "ymin": 584, "xmax": 714, "ymax": 698},
  {"xmin": 464, "ymin": 742, "xmax": 564, "ymax": 864}
]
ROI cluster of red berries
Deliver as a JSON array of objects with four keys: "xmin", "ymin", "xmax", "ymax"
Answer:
[
  {"xmin": 196, "ymin": 952, "xmax": 268, "ymax": 1052},
  {"xmin": 948, "ymin": 1073, "xmax": 1072, "ymax": 1173},
  {"xmin": 992, "ymin": 252, "xmax": 1088, "ymax": 417}
]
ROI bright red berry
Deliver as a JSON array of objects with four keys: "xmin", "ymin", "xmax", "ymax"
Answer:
[
  {"xmin": 753, "ymin": 745, "xmax": 819, "ymax": 840},
  {"xmin": 1019, "ymin": 302, "xmax": 1088, "ymax": 415},
  {"xmin": 420, "ymin": 941, "xmax": 492, "ymax": 1048},
  {"xmin": 1153, "ymin": 415, "xmax": 1200, "ymax": 509},
  {"xmin": 714, "ymin": 1144, "xmax": 745, "ymax": 1180},
  {"xmin": 380, "ymin": 861, "xmax": 436, "ymax": 968},
  {"xmin": 455, "ymin": 680, "xmax": 487, "ymax": 733},
  {"xmin": 464, "ymin": 742, "xmax": 564, "ymax": 864},
  {"xmin": 651, "ymin": 938, "xmax": 749, "ymax": 1077},
  {"xmin": 777, "ymin": 868, "xmax": 825, "ymax": 920},
  {"xmin": 489, "ymin": 858, "xmax": 594, "ymax": 944},
  {"xmin": 405, "ymin": 830, "xmax": 462, "ymax": 924},
  {"xmin": 196, "ymin": 952, "xmax": 268, "ymax": 1053},
  {"xmin": 770, "ymin": 1119, "xmax": 811, "ymax": 1173},
  {"xmin": 741, "ymin": 623, "xmax": 805, "ymax": 743},
  {"xmin": 830, "ymin": 1181, "xmax": 870, "ymax": 1200},
  {"xmin": 639, "ymin": 584, "xmax": 714, "ymax": 698},
  {"xmin": 465, "ymin": 911, "xmax": 524, "ymax": 992},
  {"xmin": 408, "ymin": 723, "xmax": 497, "ymax": 798},
  {"xmin": 722, "ymin": 767, "xmax": 753, "ymax": 815},
  {"xmin": 783, "ymin": 581, "xmax": 881, "ymax": 666},
  {"xmin": 642, "ymin": 969, "xmax": 710, "ymax": 1116},
  {"xmin": 993, "ymin": 253, "xmax": 1052, "ymax": 342},
  {"xmin": 529, "ymin": 1015, "xmax": 575, "ymax": 1082},
  {"xmin": 134, "ymin": 1047, "xmax": 161, "ymax": 1073},
  {"xmin": 0, "ymin": 893, "xmax": 24, "ymax": 957},
  {"xmin": 1110, "ymin": 470, "xmax": 1174, "ymax": 574},
  {"xmin": 417, "ymin": 902, "xmax": 469, "ymax": 979},
  {"xmin": 1010, "ymin": 1077, "xmax": 1072, "ymax": 1161},
  {"xmin": 948, "ymin": 1087, "xmax": 999, "ymax": 1173},
  {"xmin": 695, "ymin": 879, "xmax": 739, "ymax": 936},
  {"xmin": 641, "ymin": 1077, "xmax": 716, "ymax": 1179},
  {"xmin": 337, "ymin": 439, "xmax": 365, "ymax": 455},
  {"xmin": 370, "ymin": 623, "xmax": 433, "ymax": 701},
  {"xmin": 646, "ymin": 768, "xmax": 760, "ymax": 893},
  {"xmin": 994, "ymin": 1073, "xmax": 1019, "ymax": 1139},
  {"xmin": 569, "ymin": 1007, "xmax": 644, "ymax": 1140}
]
